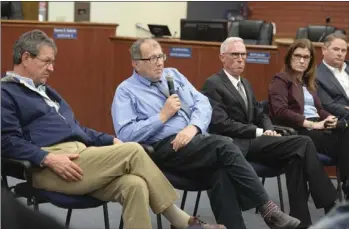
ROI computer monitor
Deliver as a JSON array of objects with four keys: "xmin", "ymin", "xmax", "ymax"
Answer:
[
  {"xmin": 148, "ymin": 24, "xmax": 172, "ymax": 38},
  {"xmin": 180, "ymin": 19, "xmax": 228, "ymax": 42}
]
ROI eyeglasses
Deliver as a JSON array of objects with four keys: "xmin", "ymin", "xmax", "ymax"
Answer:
[
  {"xmin": 292, "ymin": 54, "xmax": 311, "ymax": 61},
  {"xmin": 35, "ymin": 56, "xmax": 55, "ymax": 66},
  {"xmin": 223, "ymin": 52, "xmax": 247, "ymax": 59},
  {"xmin": 135, "ymin": 54, "xmax": 167, "ymax": 64}
]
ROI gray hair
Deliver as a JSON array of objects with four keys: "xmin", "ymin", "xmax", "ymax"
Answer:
[
  {"xmin": 130, "ymin": 38, "xmax": 160, "ymax": 60},
  {"xmin": 13, "ymin": 29, "xmax": 57, "ymax": 65},
  {"xmin": 220, "ymin": 37, "xmax": 244, "ymax": 54}
]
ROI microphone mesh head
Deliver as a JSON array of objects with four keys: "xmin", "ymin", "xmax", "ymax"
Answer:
[{"xmin": 165, "ymin": 75, "xmax": 172, "ymax": 81}]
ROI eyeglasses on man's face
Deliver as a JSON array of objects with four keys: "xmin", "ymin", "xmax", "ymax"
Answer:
[
  {"xmin": 34, "ymin": 55, "xmax": 55, "ymax": 67},
  {"xmin": 135, "ymin": 54, "xmax": 167, "ymax": 64},
  {"xmin": 223, "ymin": 52, "xmax": 247, "ymax": 59},
  {"xmin": 292, "ymin": 54, "xmax": 311, "ymax": 61}
]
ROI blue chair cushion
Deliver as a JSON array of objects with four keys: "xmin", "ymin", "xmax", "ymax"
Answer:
[
  {"xmin": 13, "ymin": 182, "xmax": 105, "ymax": 209},
  {"xmin": 317, "ymin": 153, "xmax": 336, "ymax": 166},
  {"xmin": 249, "ymin": 162, "xmax": 284, "ymax": 178},
  {"xmin": 35, "ymin": 189, "xmax": 106, "ymax": 209}
]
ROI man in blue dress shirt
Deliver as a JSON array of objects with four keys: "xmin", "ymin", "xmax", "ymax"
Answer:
[{"xmin": 111, "ymin": 38, "xmax": 300, "ymax": 229}]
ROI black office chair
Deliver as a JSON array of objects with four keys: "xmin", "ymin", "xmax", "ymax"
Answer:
[
  {"xmin": 228, "ymin": 19, "xmax": 274, "ymax": 45},
  {"xmin": 1, "ymin": 158, "xmax": 110, "ymax": 229},
  {"xmin": 296, "ymin": 25, "xmax": 346, "ymax": 42}
]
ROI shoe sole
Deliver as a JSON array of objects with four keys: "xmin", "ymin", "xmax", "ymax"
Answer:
[{"xmin": 271, "ymin": 219, "xmax": 301, "ymax": 229}]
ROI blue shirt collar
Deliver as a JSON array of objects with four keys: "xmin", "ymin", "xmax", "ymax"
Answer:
[
  {"xmin": 132, "ymin": 70, "xmax": 166, "ymax": 87},
  {"xmin": 6, "ymin": 71, "xmax": 36, "ymax": 87},
  {"xmin": 6, "ymin": 71, "xmax": 46, "ymax": 91}
]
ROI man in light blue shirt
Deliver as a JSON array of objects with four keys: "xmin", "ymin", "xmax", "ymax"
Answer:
[{"xmin": 111, "ymin": 38, "xmax": 300, "ymax": 229}]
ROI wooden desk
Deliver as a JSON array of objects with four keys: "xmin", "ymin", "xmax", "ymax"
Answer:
[
  {"xmin": 109, "ymin": 36, "xmax": 280, "ymax": 102},
  {"xmin": 1, "ymin": 20, "xmax": 118, "ymax": 134},
  {"xmin": 275, "ymin": 38, "xmax": 349, "ymax": 64}
]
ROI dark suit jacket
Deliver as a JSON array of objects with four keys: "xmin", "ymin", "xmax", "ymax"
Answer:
[
  {"xmin": 201, "ymin": 69, "xmax": 273, "ymax": 155},
  {"xmin": 268, "ymin": 72, "xmax": 330, "ymax": 129},
  {"xmin": 316, "ymin": 61, "xmax": 349, "ymax": 120}
]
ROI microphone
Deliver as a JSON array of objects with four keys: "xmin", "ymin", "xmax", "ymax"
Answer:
[
  {"xmin": 318, "ymin": 17, "xmax": 331, "ymax": 42},
  {"xmin": 166, "ymin": 75, "xmax": 176, "ymax": 95}
]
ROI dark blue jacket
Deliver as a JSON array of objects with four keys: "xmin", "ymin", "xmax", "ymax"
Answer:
[{"xmin": 1, "ymin": 76, "xmax": 114, "ymax": 165}]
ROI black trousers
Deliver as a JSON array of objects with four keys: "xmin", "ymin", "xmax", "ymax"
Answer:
[
  {"xmin": 297, "ymin": 127, "xmax": 349, "ymax": 182},
  {"xmin": 238, "ymin": 135, "xmax": 338, "ymax": 227},
  {"xmin": 151, "ymin": 134, "xmax": 270, "ymax": 229}
]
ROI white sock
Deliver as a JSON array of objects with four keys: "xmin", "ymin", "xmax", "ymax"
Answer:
[{"xmin": 162, "ymin": 204, "xmax": 191, "ymax": 229}]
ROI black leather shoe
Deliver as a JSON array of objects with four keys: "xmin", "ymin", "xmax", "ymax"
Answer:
[{"xmin": 263, "ymin": 208, "xmax": 301, "ymax": 229}]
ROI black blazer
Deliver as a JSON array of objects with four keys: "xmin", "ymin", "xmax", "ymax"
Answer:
[
  {"xmin": 316, "ymin": 61, "xmax": 349, "ymax": 120},
  {"xmin": 201, "ymin": 69, "xmax": 273, "ymax": 155}
]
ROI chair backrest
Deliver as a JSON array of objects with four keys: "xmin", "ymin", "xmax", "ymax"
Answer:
[
  {"xmin": 296, "ymin": 25, "xmax": 345, "ymax": 42},
  {"xmin": 228, "ymin": 19, "xmax": 273, "ymax": 45}
]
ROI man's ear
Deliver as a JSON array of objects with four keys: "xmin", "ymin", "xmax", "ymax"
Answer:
[
  {"xmin": 132, "ymin": 60, "xmax": 138, "ymax": 69},
  {"xmin": 21, "ymin": 52, "xmax": 31, "ymax": 66}
]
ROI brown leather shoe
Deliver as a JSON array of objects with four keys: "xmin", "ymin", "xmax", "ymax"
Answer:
[{"xmin": 188, "ymin": 216, "xmax": 226, "ymax": 229}]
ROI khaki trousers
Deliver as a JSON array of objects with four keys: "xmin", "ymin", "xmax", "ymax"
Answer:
[{"xmin": 32, "ymin": 141, "xmax": 179, "ymax": 229}]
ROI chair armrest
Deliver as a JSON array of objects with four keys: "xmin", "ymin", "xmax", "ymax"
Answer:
[
  {"xmin": 1, "ymin": 158, "xmax": 34, "ymax": 184},
  {"xmin": 140, "ymin": 144, "xmax": 155, "ymax": 154},
  {"xmin": 2, "ymin": 158, "xmax": 32, "ymax": 170},
  {"xmin": 273, "ymin": 125, "xmax": 297, "ymax": 136}
]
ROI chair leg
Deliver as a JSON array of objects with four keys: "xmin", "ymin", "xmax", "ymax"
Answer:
[
  {"xmin": 277, "ymin": 176, "xmax": 284, "ymax": 212},
  {"xmin": 33, "ymin": 197, "xmax": 39, "ymax": 211},
  {"xmin": 336, "ymin": 167, "xmax": 343, "ymax": 201},
  {"xmin": 157, "ymin": 214, "xmax": 163, "ymax": 229},
  {"xmin": 180, "ymin": 191, "xmax": 188, "ymax": 210},
  {"xmin": 118, "ymin": 217, "xmax": 123, "ymax": 229},
  {"xmin": 256, "ymin": 178, "xmax": 266, "ymax": 214},
  {"xmin": 103, "ymin": 203, "xmax": 110, "ymax": 229},
  {"xmin": 65, "ymin": 209, "xmax": 72, "ymax": 228},
  {"xmin": 193, "ymin": 191, "xmax": 201, "ymax": 216}
]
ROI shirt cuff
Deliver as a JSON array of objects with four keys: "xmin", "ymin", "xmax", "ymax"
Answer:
[
  {"xmin": 189, "ymin": 120, "xmax": 206, "ymax": 134},
  {"xmin": 256, "ymin": 128, "xmax": 264, "ymax": 137}
]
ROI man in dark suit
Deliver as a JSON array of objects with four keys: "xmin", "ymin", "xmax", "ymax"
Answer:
[
  {"xmin": 317, "ymin": 33, "xmax": 349, "ymax": 121},
  {"xmin": 201, "ymin": 37, "xmax": 338, "ymax": 229}
]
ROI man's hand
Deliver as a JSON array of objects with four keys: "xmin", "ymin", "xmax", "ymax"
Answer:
[
  {"xmin": 345, "ymin": 106, "xmax": 349, "ymax": 110},
  {"xmin": 159, "ymin": 94, "xmax": 181, "ymax": 123},
  {"xmin": 171, "ymin": 125, "xmax": 198, "ymax": 152},
  {"xmin": 263, "ymin": 130, "xmax": 281, "ymax": 136},
  {"xmin": 42, "ymin": 153, "xmax": 83, "ymax": 182},
  {"xmin": 113, "ymin": 138, "xmax": 123, "ymax": 145}
]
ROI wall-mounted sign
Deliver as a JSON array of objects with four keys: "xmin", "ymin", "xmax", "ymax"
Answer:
[
  {"xmin": 169, "ymin": 47, "xmax": 192, "ymax": 58},
  {"xmin": 53, "ymin": 28, "xmax": 77, "ymax": 39}
]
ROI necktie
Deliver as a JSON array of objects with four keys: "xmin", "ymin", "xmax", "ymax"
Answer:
[
  {"xmin": 237, "ymin": 81, "xmax": 248, "ymax": 109},
  {"xmin": 152, "ymin": 81, "xmax": 192, "ymax": 119},
  {"xmin": 152, "ymin": 81, "xmax": 170, "ymax": 97}
]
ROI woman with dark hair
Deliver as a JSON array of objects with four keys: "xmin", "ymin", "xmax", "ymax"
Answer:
[{"xmin": 268, "ymin": 38, "xmax": 349, "ymax": 211}]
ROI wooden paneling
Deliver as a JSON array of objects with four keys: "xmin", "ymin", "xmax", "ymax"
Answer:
[
  {"xmin": 21, "ymin": 2, "xmax": 38, "ymax": 20},
  {"xmin": 1, "ymin": 20, "xmax": 118, "ymax": 134},
  {"xmin": 109, "ymin": 37, "xmax": 280, "ymax": 101},
  {"xmin": 248, "ymin": 2, "xmax": 349, "ymax": 38}
]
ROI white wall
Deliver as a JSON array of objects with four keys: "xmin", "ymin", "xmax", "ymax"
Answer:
[
  {"xmin": 48, "ymin": 2, "xmax": 74, "ymax": 22},
  {"xmin": 48, "ymin": 2, "xmax": 187, "ymax": 37}
]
